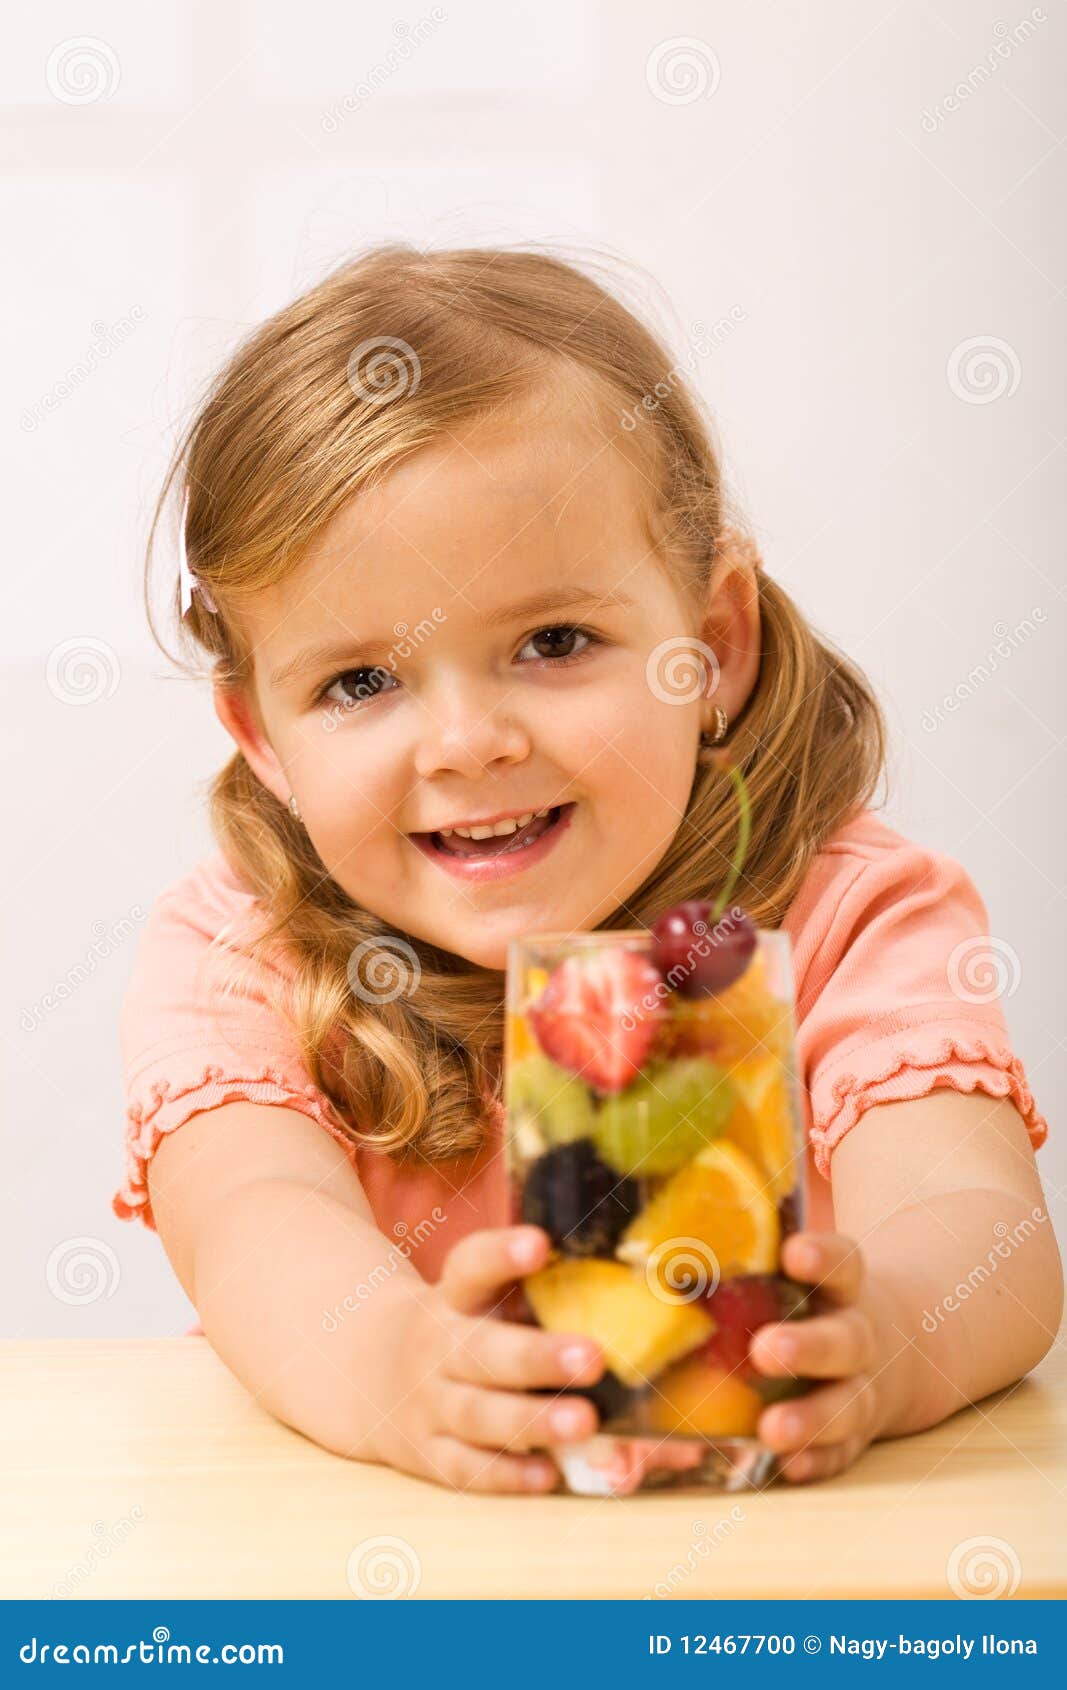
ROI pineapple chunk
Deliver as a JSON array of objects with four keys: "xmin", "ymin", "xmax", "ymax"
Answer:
[{"xmin": 523, "ymin": 1258, "xmax": 713, "ymax": 1388}]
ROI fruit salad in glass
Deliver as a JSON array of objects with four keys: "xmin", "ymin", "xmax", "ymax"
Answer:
[{"xmin": 504, "ymin": 893, "xmax": 815, "ymax": 1496}]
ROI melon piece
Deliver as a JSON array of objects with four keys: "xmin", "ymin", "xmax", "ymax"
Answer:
[{"xmin": 523, "ymin": 1258, "xmax": 713, "ymax": 1388}]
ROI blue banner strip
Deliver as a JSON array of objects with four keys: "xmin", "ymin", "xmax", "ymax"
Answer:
[{"xmin": 2, "ymin": 1599, "xmax": 1063, "ymax": 1683}]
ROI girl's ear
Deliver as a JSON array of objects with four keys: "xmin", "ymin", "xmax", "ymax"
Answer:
[
  {"xmin": 700, "ymin": 554, "xmax": 761, "ymax": 721},
  {"xmin": 213, "ymin": 683, "xmax": 291, "ymax": 809}
]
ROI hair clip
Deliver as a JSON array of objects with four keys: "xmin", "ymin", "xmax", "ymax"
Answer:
[{"xmin": 177, "ymin": 488, "xmax": 218, "ymax": 618}]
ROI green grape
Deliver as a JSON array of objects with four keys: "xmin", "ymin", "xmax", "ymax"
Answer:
[
  {"xmin": 595, "ymin": 1056, "xmax": 736, "ymax": 1177},
  {"xmin": 507, "ymin": 1050, "xmax": 597, "ymax": 1145}
]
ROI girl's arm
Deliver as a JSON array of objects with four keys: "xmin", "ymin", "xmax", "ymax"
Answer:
[
  {"xmin": 748, "ymin": 1092, "xmax": 1062, "ymax": 1480},
  {"xmin": 832, "ymin": 1091, "xmax": 1061, "ymax": 1426},
  {"xmin": 147, "ymin": 1103, "xmax": 605, "ymax": 1491}
]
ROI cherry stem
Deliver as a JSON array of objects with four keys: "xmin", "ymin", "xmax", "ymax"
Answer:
[{"xmin": 711, "ymin": 760, "xmax": 751, "ymax": 919}]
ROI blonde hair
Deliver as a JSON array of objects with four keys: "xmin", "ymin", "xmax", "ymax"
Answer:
[{"xmin": 146, "ymin": 244, "xmax": 886, "ymax": 1165}]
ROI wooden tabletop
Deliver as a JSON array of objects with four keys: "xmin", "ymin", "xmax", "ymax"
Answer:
[{"xmin": 3, "ymin": 1335, "xmax": 1064, "ymax": 1600}]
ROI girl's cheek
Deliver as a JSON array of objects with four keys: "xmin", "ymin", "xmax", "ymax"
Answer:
[{"xmin": 588, "ymin": 701, "xmax": 694, "ymax": 798}]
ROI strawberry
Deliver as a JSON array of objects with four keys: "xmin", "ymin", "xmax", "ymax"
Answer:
[{"xmin": 526, "ymin": 947, "xmax": 665, "ymax": 1094}]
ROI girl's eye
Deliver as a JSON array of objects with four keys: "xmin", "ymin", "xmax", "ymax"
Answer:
[
  {"xmin": 517, "ymin": 624, "xmax": 599, "ymax": 665},
  {"xmin": 315, "ymin": 624, "xmax": 599, "ymax": 715},
  {"xmin": 317, "ymin": 665, "xmax": 397, "ymax": 711}
]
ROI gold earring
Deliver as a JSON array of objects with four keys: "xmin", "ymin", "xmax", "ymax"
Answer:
[
  {"xmin": 287, "ymin": 793, "xmax": 302, "ymax": 822},
  {"xmin": 698, "ymin": 706, "xmax": 729, "ymax": 756}
]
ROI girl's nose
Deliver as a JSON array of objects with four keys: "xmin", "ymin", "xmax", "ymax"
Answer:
[{"xmin": 412, "ymin": 683, "xmax": 530, "ymax": 780}]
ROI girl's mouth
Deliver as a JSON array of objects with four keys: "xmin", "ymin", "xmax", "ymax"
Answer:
[{"xmin": 409, "ymin": 803, "xmax": 576, "ymax": 882}]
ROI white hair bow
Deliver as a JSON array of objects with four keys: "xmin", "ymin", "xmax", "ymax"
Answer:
[{"xmin": 177, "ymin": 488, "xmax": 218, "ymax": 618}]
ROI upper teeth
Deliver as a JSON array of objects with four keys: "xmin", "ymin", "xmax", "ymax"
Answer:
[{"xmin": 439, "ymin": 807, "xmax": 552, "ymax": 840}]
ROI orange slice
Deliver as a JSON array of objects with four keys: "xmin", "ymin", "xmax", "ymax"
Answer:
[
  {"xmin": 507, "ymin": 1011, "xmax": 538, "ymax": 1066},
  {"xmin": 725, "ymin": 1059, "xmax": 799, "ymax": 1203},
  {"xmin": 616, "ymin": 1141, "xmax": 780, "ymax": 1284},
  {"xmin": 507, "ymin": 967, "xmax": 550, "ymax": 1064},
  {"xmin": 656, "ymin": 952, "xmax": 792, "ymax": 1070},
  {"xmin": 645, "ymin": 1356, "xmax": 762, "ymax": 1437}
]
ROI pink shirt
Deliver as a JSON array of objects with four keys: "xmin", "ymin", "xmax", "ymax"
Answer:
[{"xmin": 114, "ymin": 810, "xmax": 1047, "ymax": 1306}]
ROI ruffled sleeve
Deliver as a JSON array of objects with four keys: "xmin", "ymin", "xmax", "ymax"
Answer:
[
  {"xmin": 787, "ymin": 816, "xmax": 1049, "ymax": 1179},
  {"xmin": 114, "ymin": 857, "xmax": 355, "ymax": 1231}
]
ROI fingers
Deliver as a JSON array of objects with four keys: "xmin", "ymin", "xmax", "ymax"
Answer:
[
  {"xmin": 439, "ymin": 1225, "xmax": 551, "ymax": 1316},
  {"xmin": 440, "ymin": 1380, "xmax": 598, "ymax": 1452},
  {"xmin": 446, "ymin": 1307, "xmax": 603, "ymax": 1391},
  {"xmin": 780, "ymin": 1230, "xmax": 863, "ymax": 1305},
  {"xmin": 749, "ymin": 1306, "xmax": 876, "ymax": 1380},
  {"xmin": 776, "ymin": 1436, "xmax": 869, "ymax": 1484},
  {"xmin": 425, "ymin": 1435, "xmax": 561, "ymax": 1494},
  {"xmin": 758, "ymin": 1374, "xmax": 880, "ymax": 1455}
]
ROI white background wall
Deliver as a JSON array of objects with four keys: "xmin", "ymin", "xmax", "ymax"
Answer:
[{"xmin": 4, "ymin": 0, "xmax": 1063, "ymax": 1337}]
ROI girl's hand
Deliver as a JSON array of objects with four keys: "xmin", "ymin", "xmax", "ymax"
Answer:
[
  {"xmin": 370, "ymin": 1224, "xmax": 606, "ymax": 1494},
  {"xmin": 748, "ymin": 1229, "xmax": 899, "ymax": 1483}
]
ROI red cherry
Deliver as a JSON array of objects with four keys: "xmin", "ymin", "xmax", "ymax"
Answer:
[{"xmin": 651, "ymin": 901, "xmax": 757, "ymax": 996}]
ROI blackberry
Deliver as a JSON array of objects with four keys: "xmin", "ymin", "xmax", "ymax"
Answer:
[
  {"xmin": 577, "ymin": 1368, "xmax": 632, "ymax": 1424},
  {"xmin": 520, "ymin": 1137, "xmax": 640, "ymax": 1256}
]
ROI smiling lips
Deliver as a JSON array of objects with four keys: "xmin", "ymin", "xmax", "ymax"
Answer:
[
  {"xmin": 435, "ymin": 806, "xmax": 556, "ymax": 843},
  {"xmin": 409, "ymin": 802, "xmax": 576, "ymax": 879},
  {"xmin": 429, "ymin": 807, "xmax": 559, "ymax": 857}
]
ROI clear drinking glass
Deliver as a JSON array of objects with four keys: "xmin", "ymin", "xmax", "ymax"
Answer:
[{"xmin": 504, "ymin": 925, "xmax": 813, "ymax": 1495}]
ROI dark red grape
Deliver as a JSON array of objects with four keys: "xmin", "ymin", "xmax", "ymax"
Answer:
[
  {"xmin": 777, "ymin": 1188, "xmax": 801, "ymax": 1240},
  {"xmin": 651, "ymin": 901, "xmax": 757, "ymax": 996},
  {"xmin": 699, "ymin": 1274, "xmax": 819, "ymax": 1380}
]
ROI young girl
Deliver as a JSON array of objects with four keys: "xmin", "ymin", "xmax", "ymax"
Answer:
[{"xmin": 115, "ymin": 244, "xmax": 1059, "ymax": 1496}]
